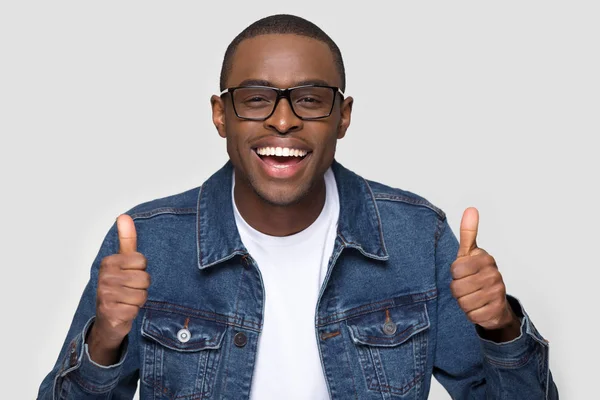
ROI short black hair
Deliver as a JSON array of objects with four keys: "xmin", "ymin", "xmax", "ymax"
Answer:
[{"xmin": 219, "ymin": 14, "xmax": 346, "ymax": 92}]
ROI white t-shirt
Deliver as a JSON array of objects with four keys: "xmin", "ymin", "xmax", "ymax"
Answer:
[{"xmin": 232, "ymin": 168, "xmax": 339, "ymax": 400}]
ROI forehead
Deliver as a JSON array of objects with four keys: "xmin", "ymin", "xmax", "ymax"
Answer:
[{"xmin": 227, "ymin": 34, "xmax": 340, "ymax": 88}]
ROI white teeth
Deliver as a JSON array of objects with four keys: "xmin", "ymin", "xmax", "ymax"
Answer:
[{"xmin": 255, "ymin": 147, "xmax": 308, "ymax": 157}]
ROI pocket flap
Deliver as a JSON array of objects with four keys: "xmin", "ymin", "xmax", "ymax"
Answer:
[
  {"xmin": 141, "ymin": 308, "xmax": 227, "ymax": 352},
  {"xmin": 346, "ymin": 302, "xmax": 430, "ymax": 347}
]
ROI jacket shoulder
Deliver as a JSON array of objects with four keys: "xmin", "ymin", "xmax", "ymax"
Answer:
[
  {"xmin": 366, "ymin": 179, "xmax": 446, "ymax": 221},
  {"xmin": 125, "ymin": 186, "xmax": 201, "ymax": 220}
]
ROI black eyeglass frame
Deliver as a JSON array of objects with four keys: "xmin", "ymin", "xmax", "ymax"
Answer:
[{"xmin": 220, "ymin": 84, "xmax": 345, "ymax": 121}]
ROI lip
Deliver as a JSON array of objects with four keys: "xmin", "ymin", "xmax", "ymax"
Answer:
[{"xmin": 252, "ymin": 149, "xmax": 312, "ymax": 180}]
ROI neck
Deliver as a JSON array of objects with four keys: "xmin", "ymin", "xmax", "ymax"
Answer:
[{"xmin": 234, "ymin": 176, "xmax": 326, "ymax": 237}]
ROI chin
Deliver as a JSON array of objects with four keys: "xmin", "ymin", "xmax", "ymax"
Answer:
[
  {"xmin": 256, "ymin": 187, "xmax": 306, "ymax": 207},
  {"xmin": 250, "ymin": 180, "xmax": 310, "ymax": 207}
]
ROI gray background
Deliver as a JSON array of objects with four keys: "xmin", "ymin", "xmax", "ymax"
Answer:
[{"xmin": 1, "ymin": 1, "xmax": 598, "ymax": 398}]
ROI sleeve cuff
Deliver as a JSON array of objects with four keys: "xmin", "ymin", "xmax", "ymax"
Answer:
[
  {"xmin": 58, "ymin": 316, "xmax": 129, "ymax": 393},
  {"xmin": 478, "ymin": 295, "xmax": 549, "ymax": 365}
]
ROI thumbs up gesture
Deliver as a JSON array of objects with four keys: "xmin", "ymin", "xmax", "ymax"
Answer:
[
  {"xmin": 450, "ymin": 208, "xmax": 520, "ymax": 336},
  {"xmin": 86, "ymin": 214, "xmax": 151, "ymax": 365}
]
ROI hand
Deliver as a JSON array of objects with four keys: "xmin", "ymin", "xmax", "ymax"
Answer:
[
  {"xmin": 450, "ymin": 208, "xmax": 519, "ymax": 335},
  {"xmin": 87, "ymin": 214, "xmax": 150, "ymax": 365}
]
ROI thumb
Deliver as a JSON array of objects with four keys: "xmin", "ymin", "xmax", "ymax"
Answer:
[
  {"xmin": 457, "ymin": 207, "xmax": 479, "ymax": 258},
  {"xmin": 117, "ymin": 214, "xmax": 137, "ymax": 254}
]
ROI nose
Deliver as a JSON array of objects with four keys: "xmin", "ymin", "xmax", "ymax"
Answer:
[{"xmin": 264, "ymin": 97, "xmax": 302, "ymax": 135}]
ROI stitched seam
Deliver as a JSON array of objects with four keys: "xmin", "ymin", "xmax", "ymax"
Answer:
[
  {"xmin": 356, "ymin": 346, "xmax": 375, "ymax": 393},
  {"xmin": 231, "ymin": 265, "xmax": 246, "ymax": 329},
  {"xmin": 374, "ymin": 194, "xmax": 445, "ymax": 219},
  {"xmin": 223, "ymin": 265, "xmax": 247, "ymax": 395},
  {"xmin": 362, "ymin": 177, "xmax": 388, "ymax": 256},
  {"xmin": 152, "ymin": 381, "xmax": 210, "ymax": 399},
  {"xmin": 319, "ymin": 295, "xmax": 433, "ymax": 326},
  {"xmin": 336, "ymin": 231, "xmax": 386, "ymax": 260},
  {"xmin": 221, "ymin": 330, "xmax": 234, "ymax": 397},
  {"xmin": 343, "ymin": 333, "xmax": 359, "ymax": 400},
  {"xmin": 201, "ymin": 248, "xmax": 247, "ymax": 269},
  {"xmin": 368, "ymin": 371, "xmax": 424, "ymax": 395},
  {"xmin": 485, "ymin": 351, "xmax": 533, "ymax": 368},
  {"xmin": 144, "ymin": 329, "xmax": 221, "ymax": 350},
  {"xmin": 130, "ymin": 207, "xmax": 197, "ymax": 221},
  {"xmin": 70, "ymin": 372, "xmax": 119, "ymax": 394},
  {"xmin": 197, "ymin": 183, "xmax": 204, "ymax": 269},
  {"xmin": 434, "ymin": 214, "xmax": 445, "ymax": 249},
  {"xmin": 317, "ymin": 289, "xmax": 437, "ymax": 325},
  {"xmin": 361, "ymin": 323, "xmax": 426, "ymax": 342},
  {"xmin": 337, "ymin": 231, "xmax": 348, "ymax": 246},
  {"xmin": 143, "ymin": 301, "xmax": 262, "ymax": 330}
]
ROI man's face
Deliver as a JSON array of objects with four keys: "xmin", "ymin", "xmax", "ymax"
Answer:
[{"xmin": 211, "ymin": 34, "xmax": 353, "ymax": 207}]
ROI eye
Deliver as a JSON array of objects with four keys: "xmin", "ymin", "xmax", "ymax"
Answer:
[
  {"xmin": 247, "ymin": 96, "xmax": 268, "ymax": 103},
  {"xmin": 297, "ymin": 96, "xmax": 321, "ymax": 103}
]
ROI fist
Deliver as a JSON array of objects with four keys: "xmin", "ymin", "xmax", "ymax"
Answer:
[
  {"xmin": 92, "ymin": 214, "xmax": 150, "ymax": 349},
  {"xmin": 450, "ymin": 208, "xmax": 517, "ymax": 331}
]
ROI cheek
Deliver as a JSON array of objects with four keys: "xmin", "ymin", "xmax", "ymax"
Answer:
[
  {"xmin": 321, "ymin": 131, "xmax": 340, "ymax": 155},
  {"xmin": 223, "ymin": 126, "xmax": 255, "ymax": 162}
]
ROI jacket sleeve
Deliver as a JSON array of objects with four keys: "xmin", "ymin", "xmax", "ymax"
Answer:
[
  {"xmin": 37, "ymin": 222, "xmax": 139, "ymax": 399},
  {"xmin": 432, "ymin": 217, "xmax": 559, "ymax": 399}
]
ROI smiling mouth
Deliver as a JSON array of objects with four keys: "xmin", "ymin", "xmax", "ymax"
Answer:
[{"xmin": 254, "ymin": 146, "xmax": 311, "ymax": 168}]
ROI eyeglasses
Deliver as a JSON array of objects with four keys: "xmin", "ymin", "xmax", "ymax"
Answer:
[{"xmin": 220, "ymin": 84, "xmax": 345, "ymax": 121}]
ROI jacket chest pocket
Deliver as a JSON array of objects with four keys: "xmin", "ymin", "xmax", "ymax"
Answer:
[
  {"xmin": 141, "ymin": 308, "xmax": 227, "ymax": 399},
  {"xmin": 346, "ymin": 302, "xmax": 430, "ymax": 398}
]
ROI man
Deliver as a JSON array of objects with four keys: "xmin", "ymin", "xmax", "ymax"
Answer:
[{"xmin": 38, "ymin": 14, "xmax": 558, "ymax": 399}]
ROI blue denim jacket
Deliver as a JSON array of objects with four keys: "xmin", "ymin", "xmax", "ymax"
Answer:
[{"xmin": 38, "ymin": 160, "xmax": 558, "ymax": 399}]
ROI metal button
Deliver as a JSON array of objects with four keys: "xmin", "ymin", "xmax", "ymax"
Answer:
[
  {"xmin": 177, "ymin": 328, "xmax": 191, "ymax": 343},
  {"xmin": 234, "ymin": 332, "xmax": 247, "ymax": 347},
  {"xmin": 383, "ymin": 321, "xmax": 397, "ymax": 335}
]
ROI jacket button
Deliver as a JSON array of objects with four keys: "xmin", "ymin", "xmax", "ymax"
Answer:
[
  {"xmin": 234, "ymin": 332, "xmax": 247, "ymax": 347},
  {"xmin": 383, "ymin": 321, "xmax": 397, "ymax": 335},
  {"xmin": 177, "ymin": 328, "xmax": 191, "ymax": 343}
]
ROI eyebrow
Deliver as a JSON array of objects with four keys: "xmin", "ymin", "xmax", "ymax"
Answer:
[{"xmin": 235, "ymin": 79, "xmax": 334, "ymax": 88}]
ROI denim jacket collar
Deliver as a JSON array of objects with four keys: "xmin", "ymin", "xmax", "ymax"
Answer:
[{"xmin": 196, "ymin": 160, "xmax": 389, "ymax": 269}]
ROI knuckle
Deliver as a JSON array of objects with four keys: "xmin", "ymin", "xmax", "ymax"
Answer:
[
  {"xmin": 449, "ymin": 280, "xmax": 459, "ymax": 296},
  {"xmin": 483, "ymin": 254, "xmax": 496, "ymax": 266},
  {"xmin": 490, "ymin": 284, "xmax": 505, "ymax": 298},
  {"xmin": 451, "ymin": 264, "xmax": 463, "ymax": 279},
  {"xmin": 101, "ymin": 254, "xmax": 118, "ymax": 268},
  {"xmin": 133, "ymin": 253, "xmax": 148, "ymax": 267},
  {"xmin": 101, "ymin": 273, "xmax": 118, "ymax": 288},
  {"xmin": 466, "ymin": 310, "xmax": 479, "ymax": 323},
  {"xmin": 96, "ymin": 286, "xmax": 112, "ymax": 301},
  {"xmin": 482, "ymin": 271, "xmax": 497, "ymax": 287},
  {"xmin": 491, "ymin": 302, "xmax": 504, "ymax": 316}
]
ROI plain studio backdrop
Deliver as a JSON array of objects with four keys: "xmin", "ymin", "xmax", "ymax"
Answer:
[{"xmin": 1, "ymin": 1, "xmax": 598, "ymax": 399}]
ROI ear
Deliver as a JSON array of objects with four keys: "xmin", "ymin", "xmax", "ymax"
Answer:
[
  {"xmin": 337, "ymin": 96, "xmax": 353, "ymax": 139},
  {"xmin": 211, "ymin": 95, "xmax": 227, "ymax": 138}
]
